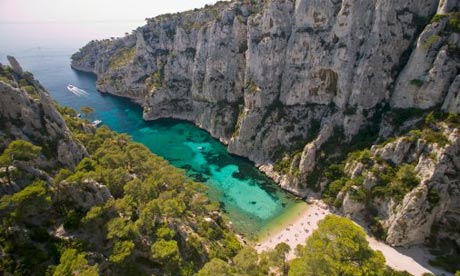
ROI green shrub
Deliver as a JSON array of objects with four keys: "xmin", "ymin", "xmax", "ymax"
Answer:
[
  {"xmin": 245, "ymin": 80, "xmax": 259, "ymax": 94},
  {"xmin": 431, "ymin": 14, "xmax": 448, "ymax": 23},
  {"xmin": 146, "ymin": 71, "xmax": 164, "ymax": 95},
  {"xmin": 423, "ymin": 35, "xmax": 441, "ymax": 49},
  {"xmin": 371, "ymin": 164, "xmax": 419, "ymax": 201},
  {"xmin": 396, "ymin": 164, "xmax": 420, "ymax": 190},
  {"xmin": 423, "ymin": 129, "xmax": 449, "ymax": 147},
  {"xmin": 274, "ymin": 151, "xmax": 301, "ymax": 175},
  {"xmin": 425, "ymin": 111, "xmax": 436, "ymax": 125},
  {"xmin": 109, "ymin": 47, "xmax": 136, "ymax": 70},
  {"xmin": 274, "ymin": 156, "xmax": 291, "ymax": 175},
  {"xmin": 406, "ymin": 129, "xmax": 423, "ymax": 143},
  {"xmin": 29, "ymin": 227, "xmax": 51, "ymax": 242},
  {"xmin": 289, "ymin": 215, "xmax": 388, "ymax": 276},
  {"xmin": 349, "ymin": 186, "xmax": 367, "ymax": 202},
  {"xmin": 63, "ymin": 209, "xmax": 84, "ymax": 230},
  {"xmin": 324, "ymin": 164, "xmax": 345, "ymax": 181},
  {"xmin": 344, "ymin": 105, "xmax": 357, "ymax": 115},
  {"xmin": 447, "ymin": 113, "xmax": 460, "ymax": 126},
  {"xmin": 0, "ymin": 180, "xmax": 50, "ymax": 221},
  {"xmin": 448, "ymin": 12, "xmax": 460, "ymax": 32},
  {"xmin": 369, "ymin": 217, "xmax": 387, "ymax": 240},
  {"xmin": 410, "ymin": 79, "xmax": 424, "ymax": 87},
  {"xmin": 346, "ymin": 149, "xmax": 372, "ymax": 165},
  {"xmin": 323, "ymin": 177, "xmax": 348, "ymax": 200},
  {"xmin": 427, "ymin": 189, "xmax": 440, "ymax": 205}
]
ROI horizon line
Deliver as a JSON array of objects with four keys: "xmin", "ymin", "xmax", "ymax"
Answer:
[{"xmin": 0, "ymin": 19, "xmax": 146, "ymax": 24}]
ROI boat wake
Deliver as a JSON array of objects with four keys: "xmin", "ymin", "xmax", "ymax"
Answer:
[{"xmin": 67, "ymin": 84, "xmax": 89, "ymax": 97}]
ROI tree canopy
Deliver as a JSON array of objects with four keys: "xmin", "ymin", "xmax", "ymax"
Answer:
[
  {"xmin": 53, "ymin": 249, "xmax": 98, "ymax": 276},
  {"xmin": 289, "ymin": 215, "xmax": 388, "ymax": 276},
  {"xmin": 0, "ymin": 140, "xmax": 41, "ymax": 163},
  {"xmin": 0, "ymin": 140, "xmax": 41, "ymax": 183},
  {"xmin": 80, "ymin": 106, "xmax": 94, "ymax": 118}
]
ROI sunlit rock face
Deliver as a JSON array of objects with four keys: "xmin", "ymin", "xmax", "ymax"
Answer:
[
  {"xmin": 340, "ymin": 127, "xmax": 460, "ymax": 248},
  {"xmin": 0, "ymin": 59, "xmax": 87, "ymax": 171},
  {"xmin": 71, "ymin": 0, "xmax": 459, "ymax": 199}
]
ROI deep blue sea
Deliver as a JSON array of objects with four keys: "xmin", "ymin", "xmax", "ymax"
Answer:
[{"xmin": 0, "ymin": 21, "xmax": 302, "ymax": 238}]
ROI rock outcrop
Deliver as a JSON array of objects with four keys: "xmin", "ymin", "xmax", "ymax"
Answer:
[
  {"xmin": 385, "ymin": 131, "xmax": 460, "ymax": 247},
  {"xmin": 337, "ymin": 121, "xmax": 460, "ymax": 248},
  {"xmin": 6, "ymin": 56, "xmax": 23, "ymax": 75},
  {"xmin": 391, "ymin": 10, "xmax": 460, "ymax": 110},
  {"xmin": 54, "ymin": 179, "xmax": 113, "ymax": 211},
  {"xmin": 0, "ymin": 60, "xmax": 87, "ymax": 171}
]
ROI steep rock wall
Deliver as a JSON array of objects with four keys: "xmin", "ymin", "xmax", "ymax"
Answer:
[
  {"xmin": 0, "ymin": 58, "xmax": 87, "ymax": 171},
  {"xmin": 337, "ymin": 123, "xmax": 460, "ymax": 249},
  {"xmin": 71, "ymin": 0, "xmax": 460, "ymax": 198}
]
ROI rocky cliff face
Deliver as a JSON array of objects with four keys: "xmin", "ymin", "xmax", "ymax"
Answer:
[
  {"xmin": 336, "ymin": 120, "xmax": 460, "ymax": 248},
  {"xmin": 0, "ymin": 57, "xmax": 87, "ymax": 173},
  {"xmin": 71, "ymin": 0, "xmax": 460, "ymax": 247}
]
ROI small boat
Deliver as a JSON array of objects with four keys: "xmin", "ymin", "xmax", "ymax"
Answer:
[
  {"xmin": 67, "ymin": 85, "xmax": 79, "ymax": 96},
  {"xmin": 67, "ymin": 84, "xmax": 89, "ymax": 96},
  {"xmin": 197, "ymin": 146, "xmax": 204, "ymax": 150},
  {"xmin": 91, "ymin": 120, "xmax": 102, "ymax": 127}
]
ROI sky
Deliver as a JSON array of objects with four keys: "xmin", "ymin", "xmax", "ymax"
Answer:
[{"xmin": 0, "ymin": 0, "xmax": 223, "ymax": 23}]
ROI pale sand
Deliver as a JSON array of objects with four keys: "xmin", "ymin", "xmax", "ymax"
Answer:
[
  {"xmin": 254, "ymin": 200, "xmax": 329, "ymax": 260},
  {"xmin": 254, "ymin": 200, "xmax": 451, "ymax": 276},
  {"xmin": 367, "ymin": 237, "xmax": 451, "ymax": 276}
]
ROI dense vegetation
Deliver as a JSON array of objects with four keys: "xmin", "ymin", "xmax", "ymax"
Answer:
[{"xmin": 0, "ymin": 106, "xmax": 240, "ymax": 275}]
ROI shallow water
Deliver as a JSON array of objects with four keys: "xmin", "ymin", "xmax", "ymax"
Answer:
[{"xmin": 0, "ymin": 22, "xmax": 302, "ymax": 238}]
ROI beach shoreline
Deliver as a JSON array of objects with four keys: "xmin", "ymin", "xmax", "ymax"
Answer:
[
  {"xmin": 254, "ymin": 199, "xmax": 329, "ymax": 259},
  {"xmin": 254, "ymin": 199, "xmax": 451, "ymax": 276}
]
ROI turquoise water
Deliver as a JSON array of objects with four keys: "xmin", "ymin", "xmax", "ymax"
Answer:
[{"xmin": 0, "ymin": 22, "xmax": 300, "ymax": 238}]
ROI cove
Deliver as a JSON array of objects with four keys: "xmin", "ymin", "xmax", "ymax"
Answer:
[
  {"xmin": 68, "ymin": 73, "xmax": 303, "ymax": 239},
  {"xmin": 0, "ymin": 23, "xmax": 304, "ymax": 239},
  {"xmin": 97, "ymin": 97, "xmax": 303, "ymax": 238}
]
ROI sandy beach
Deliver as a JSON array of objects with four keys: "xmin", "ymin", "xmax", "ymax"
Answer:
[
  {"xmin": 254, "ymin": 200, "xmax": 451, "ymax": 276},
  {"xmin": 255, "ymin": 200, "xmax": 329, "ymax": 259}
]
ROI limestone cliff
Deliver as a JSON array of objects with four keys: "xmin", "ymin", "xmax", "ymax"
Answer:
[
  {"xmin": 72, "ymin": 0, "xmax": 460, "ymax": 191},
  {"xmin": 0, "ymin": 57, "xmax": 87, "ymax": 179},
  {"xmin": 71, "ymin": 0, "xmax": 460, "ymax": 248},
  {"xmin": 335, "ymin": 119, "xmax": 460, "ymax": 249}
]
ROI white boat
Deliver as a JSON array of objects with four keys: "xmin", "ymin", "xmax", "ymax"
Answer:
[
  {"xmin": 92, "ymin": 120, "xmax": 102, "ymax": 127},
  {"xmin": 67, "ymin": 85, "xmax": 79, "ymax": 96},
  {"xmin": 67, "ymin": 84, "xmax": 89, "ymax": 96}
]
